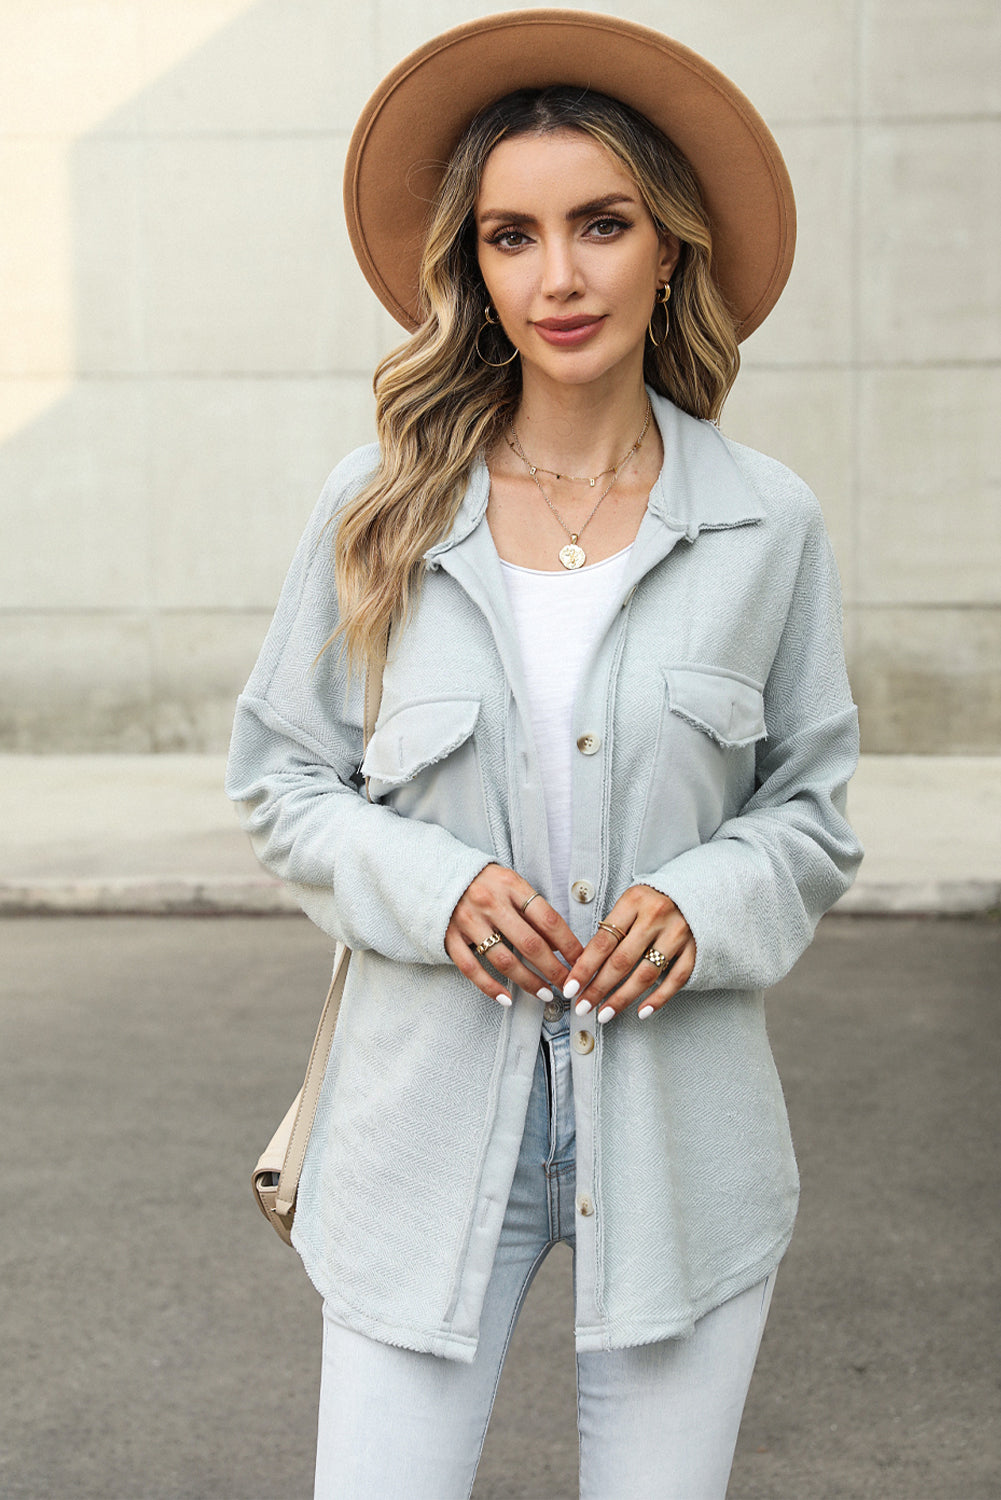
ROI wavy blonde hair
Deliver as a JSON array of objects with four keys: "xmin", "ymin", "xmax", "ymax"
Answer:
[{"xmin": 328, "ymin": 87, "xmax": 740, "ymax": 670}]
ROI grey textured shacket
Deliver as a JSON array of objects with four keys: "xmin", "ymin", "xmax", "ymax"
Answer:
[{"xmin": 225, "ymin": 392, "xmax": 862, "ymax": 1361}]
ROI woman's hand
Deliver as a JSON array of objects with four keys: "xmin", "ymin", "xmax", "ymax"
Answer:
[
  {"xmin": 445, "ymin": 864, "xmax": 584, "ymax": 1008},
  {"xmin": 563, "ymin": 885, "xmax": 696, "ymax": 1024}
]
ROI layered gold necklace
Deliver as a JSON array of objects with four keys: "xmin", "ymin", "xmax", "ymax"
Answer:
[{"xmin": 506, "ymin": 403, "xmax": 652, "ymax": 569}]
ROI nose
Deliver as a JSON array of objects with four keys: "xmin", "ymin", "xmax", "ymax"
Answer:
[{"xmin": 540, "ymin": 235, "xmax": 584, "ymax": 301}]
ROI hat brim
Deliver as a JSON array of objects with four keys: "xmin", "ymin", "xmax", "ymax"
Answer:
[{"xmin": 344, "ymin": 8, "xmax": 795, "ymax": 342}]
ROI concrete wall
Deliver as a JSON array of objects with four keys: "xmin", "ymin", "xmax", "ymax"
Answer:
[{"xmin": 2, "ymin": 0, "xmax": 998, "ymax": 752}]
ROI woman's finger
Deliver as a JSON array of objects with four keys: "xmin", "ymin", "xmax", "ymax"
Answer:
[
  {"xmin": 469, "ymin": 926, "xmax": 562, "ymax": 1000},
  {"xmin": 636, "ymin": 936, "xmax": 697, "ymax": 1018},
  {"xmin": 565, "ymin": 886, "xmax": 694, "ymax": 1018},
  {"xmin": 590, "ymin": 931, "xmax": 696, "ymax": 1022},
  {"xmin": 521, "ymin": 898, "xmax": 585, "ymax": 969},
  {"xmin": 482, "ymin": 875, "xmax": 584, "ymax": 973},
  {"xmin": 585, "ymin": 939, "xmax": 683, "ymax": 1021},
  {"xmin": 572, "ymin": 915, "xmax": 688, "ymax": 1012},
  {"xmin": 572, "ymin": 925, "xmax": 648, "ymax": 1012},
  {"xmin": 448, "ymin": 866, "xmax": 594, "ymax": 1006},
  {"xmin": 444, "ymin": 926, "xmax": 513, "ymax": 1008},
  {"xmin": 452, "ymin": 866, "xmax": 581, "ymax": 986},
  {"xmin": 506, "ymin": 908, "xmax": 580, "ymax": 987},
  {"xmin": 446, "ymin": 864, "xmax": 584, "ymax": 1003}
]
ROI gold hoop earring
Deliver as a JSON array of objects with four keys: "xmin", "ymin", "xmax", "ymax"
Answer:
[
  {"xmin": 476, "ymin": 305, "xmax": 519, "ymax": 367},
  {"xmin": 647, "ymin": 283, "xmax": 671, "ymax": 347}
]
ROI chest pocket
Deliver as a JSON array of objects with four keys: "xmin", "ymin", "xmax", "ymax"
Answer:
[
  {"xmin": 633, "ymin": 666, "xmax": 766, "ymax": 877},
  {"xmin": 361, "ymin": 697, "xmax": 492, "ymax": 852},
  {"xmin": 665, "ymin": 666, "xmax": 766, "ymax": 749}
]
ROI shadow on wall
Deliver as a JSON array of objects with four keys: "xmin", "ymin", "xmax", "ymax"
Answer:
[{"xmin": 2, "ymin": 0, "xmax": 383, "ymax": 752}]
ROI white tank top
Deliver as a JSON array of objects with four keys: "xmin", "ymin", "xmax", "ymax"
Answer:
[{"xmin": 499, "ymin": 546, "xmax": 633, "ymax": 920}]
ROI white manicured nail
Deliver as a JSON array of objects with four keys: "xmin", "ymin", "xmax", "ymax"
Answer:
[
  {"xmin": 597, "ymin": 1005, "xmax": 616, "ymax": 1024},
  {"xmin": 495, "ymin": 992, "xmax": 512, "ymax": 1007},
  {"xmin": 563, "ymin": 978, "xmax": 580, "ymax": 999},
  {"xmin": 537, "ymin": 987, "xmax": 553, "ymax": 1001},
  {"xmin": 637, "ymin": 1004, "xmax": 655, "ymax": 1020},
  {"xmin": 575, "ymin": 999, "xmax": 592, "ymax": 1016}
]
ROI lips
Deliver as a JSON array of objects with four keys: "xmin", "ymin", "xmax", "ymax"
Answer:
[
  {"xmin": 534, "ymin": 316, "xmax": 603, "ymax": 331},
  {"xmin": 532, "ymin": 315, "xmax": 605, "ymax": 347}
]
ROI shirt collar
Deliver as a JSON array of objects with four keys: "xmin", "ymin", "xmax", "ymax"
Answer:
[{"xmin": 424, "ymin": 387, "xmax": 763, "ymax": 563}]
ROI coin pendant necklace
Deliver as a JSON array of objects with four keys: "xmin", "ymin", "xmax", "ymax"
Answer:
[{"xmin": 507, "ymin": 403, "xmax": 651, "ymax": 570}]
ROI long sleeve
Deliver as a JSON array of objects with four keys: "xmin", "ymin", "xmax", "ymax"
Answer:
[
  {"xmin": 224, "ymin": 449, "xmax": 495, "ymax": 964},
  {"xmin": 637, "ymin": 502, "xmax": 863, "ymax": 991}
]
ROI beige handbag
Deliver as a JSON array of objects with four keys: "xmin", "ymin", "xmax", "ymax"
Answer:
[{"xmin": 252, "ymin": 639, "xmax": 387, "ymax": 1246}]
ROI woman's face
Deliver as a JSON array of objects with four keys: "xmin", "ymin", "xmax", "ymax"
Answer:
[{"xmin": 475, "ymin": 129, "xmax": 679, "ymax": 391}]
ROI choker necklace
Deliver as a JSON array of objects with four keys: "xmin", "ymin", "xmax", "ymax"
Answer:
[{"xmin": 507, "ymin": 403, "xmax": 651, "ymax": 570}]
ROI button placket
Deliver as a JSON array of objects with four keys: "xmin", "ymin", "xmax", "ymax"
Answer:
[{"xmin": 562, "ymin": 597, "xmax": 631, "ymax": 1327}]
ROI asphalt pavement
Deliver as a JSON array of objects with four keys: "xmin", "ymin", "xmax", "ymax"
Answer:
[{"xmin": 1, "ymin": 913, "xmax": 998, "ymax": 1499}]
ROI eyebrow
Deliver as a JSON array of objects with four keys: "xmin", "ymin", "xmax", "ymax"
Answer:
[{"xmin": 477, "ymin": 192, "xmax": 636, "ymax": 227}]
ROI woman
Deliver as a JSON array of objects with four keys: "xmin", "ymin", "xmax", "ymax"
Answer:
[{"xmin": 227, "ymin": 12, "xmax": 862, "ymax": 1497}]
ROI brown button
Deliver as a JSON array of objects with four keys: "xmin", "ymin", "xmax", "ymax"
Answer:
[
  {"xmin": 572, "ymin": 1029, "xmax": 595, "ymax": 1055},
  {"xmin": 576, "ymin": 733, "xmax": 601, "ymax": 756},
  {"xmin": 571, "ymin": 880, "xmax": 595, "ymax": 904},
  {"xmin": 576, "ymin": 1193, "xmax": 595, "ymax": 1217}
]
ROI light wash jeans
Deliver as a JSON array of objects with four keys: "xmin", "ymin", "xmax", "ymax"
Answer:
[{"xmin": 314, "ymin": 1012, "xmax": 775, "ymax": 1499}]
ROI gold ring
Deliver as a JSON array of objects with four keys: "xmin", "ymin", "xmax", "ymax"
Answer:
[
  {"xmin": 474, "ymin": 931, "xmax": 504, "ymax": 955},
  {"xmin": 644, "ymin": 947, "xmax": 669, "ymax": 969},
  {"xmin": 521, "ymin": 892, "xmax": 541, "ymax": 914},
  {"xmin": 597, "ymin": 921, "xmax": 626, "ymax": 944}
]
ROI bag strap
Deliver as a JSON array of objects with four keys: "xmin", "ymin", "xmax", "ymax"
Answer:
[{"xmin": 274, "ymin": 631, "xmax": 389, "ymax": 1219}]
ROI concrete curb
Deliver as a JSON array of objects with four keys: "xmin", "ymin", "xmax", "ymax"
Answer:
[
  {"xmin": 0, "ymin": 877, "xmax": 299, "ymax": 916},
  {"xmin": 2, "ymin": 754, "xmax": 997, "ymax": 919},
  {"xmin": 835, "ymin": 880, "xmax": 1001, "ymax": 917},
  {"xmin": 1, "ymin": 876, "xmax": 998, "ymax": 918}
]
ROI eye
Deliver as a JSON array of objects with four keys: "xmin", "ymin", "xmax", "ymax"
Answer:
[
  {"xmin": 487, "ymin": 227, "xmax": 530, "ymax": 250},
  {"xmin": 587, "ymin": 216, "xmax": 630, "ymax": 238}
]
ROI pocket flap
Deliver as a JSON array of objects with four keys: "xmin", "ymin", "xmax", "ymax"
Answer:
[
  {"xmin": 361, "ymin": 697, "xmax": 481, "ymax": 788},
  {"xmin": 665, "ymin": 667, "xmax": 766, "ymax": 748}
]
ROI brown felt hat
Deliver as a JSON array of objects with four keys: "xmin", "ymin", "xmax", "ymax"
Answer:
[{"xmin": 344, "ymin": 9, "xmax": 796, "ymax": 342}]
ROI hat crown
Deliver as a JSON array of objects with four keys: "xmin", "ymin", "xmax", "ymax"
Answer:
[{"xmin": 344, "ymin": 8, "xmax": 795, "ymax": 340}]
